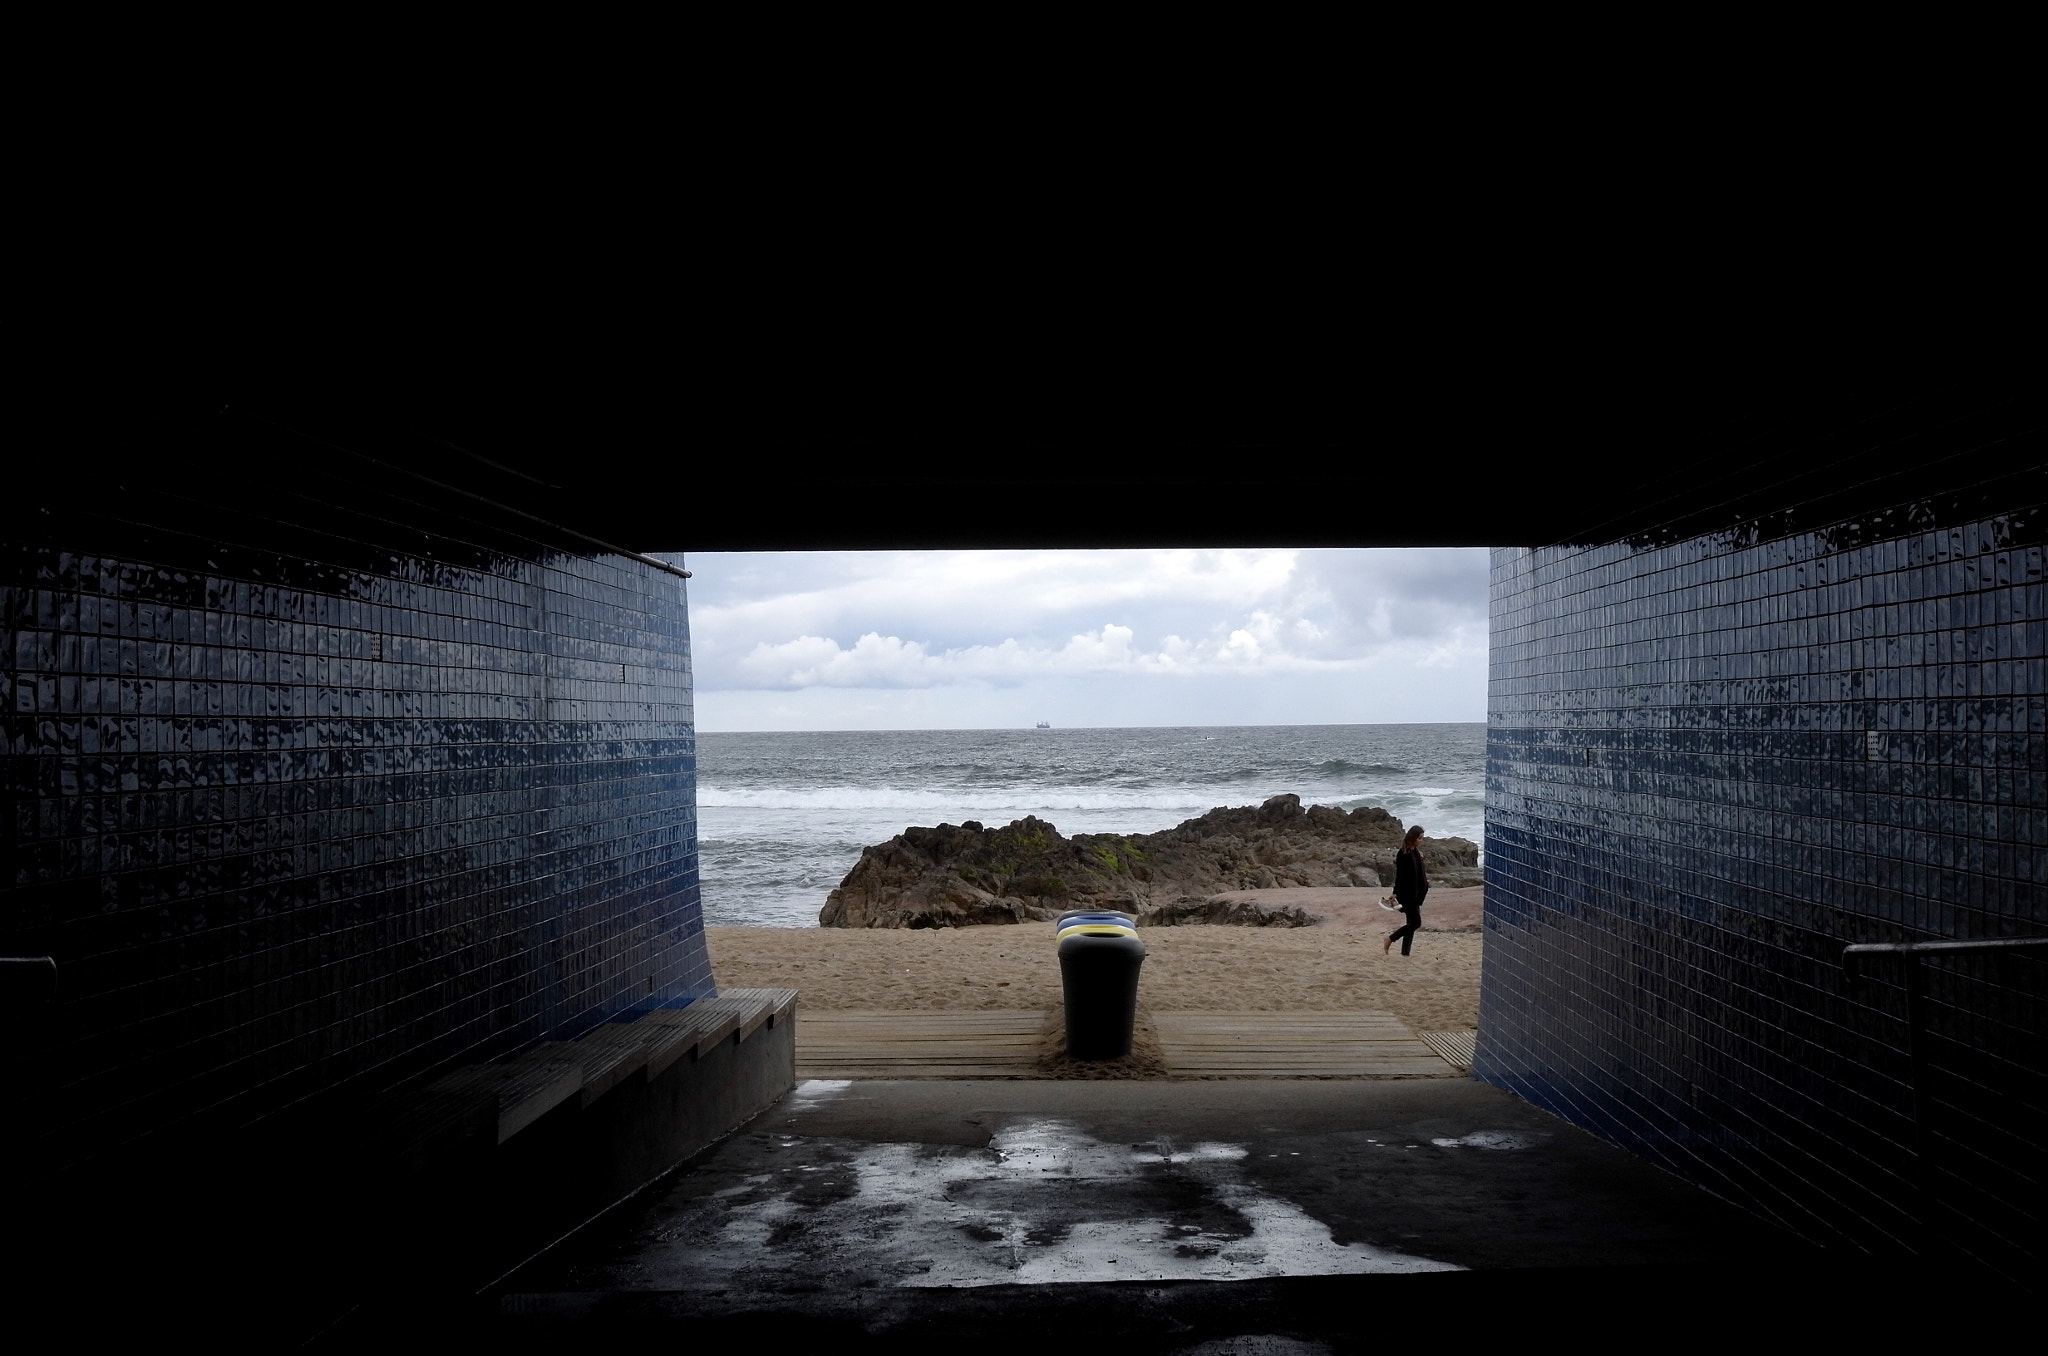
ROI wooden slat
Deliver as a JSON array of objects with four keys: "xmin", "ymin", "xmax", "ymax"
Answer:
[
  {"xmin": 1151, "ymin": 1027, "xmax": 1413, "ymax": 1037},
  {"xmin": 800, "ymin": 1030, "xmax": 1040, "ymax": 1041},
  {"xmin": 496, "ymin": 1059, "xmax": 585, "ymax": 1141},
  {"xmin": 1155, "ymin": 1052, "xmax": 1443, "ymax": 1061},
  {"xmin": 1154, "ymin": 1047, "xmax": 1437, "ymax": 1057},
  {"xmin": 1159, "ymin": 1019, "xmax": 1417, "ymax": 1031},
  {"xmin": 797, "ymin": 1045, "xmax": 1042, "ymax": 1056},
  {"xmin": 1156, "ymin": 1044, "xmax": 1427, "ymax": 1053},
  {"xmin": 1165, "ymin": 1065, "xmax": 1453, "ymax": 1078},
  {"xmin": 755, "ymin": 987, "xmax": 800, "ymax": 1028},
  {"xmin": 689, "ymin": 1006, "xmax": 742, "ymax": 1060},
  {"xmin": 808, "ymin": 1067, "xmax": 1038, "ymax": 1078},
  {"xmin": 642, "ymin": 1003, "xmax": 742, "ymax": 1065},
  {"xmin": 379, "ymin": 991, "xmax": 795, "ymax": 1156},
  {"xmin": 790, "ymin": 1040, "xmax": 1040, "ymax": 1048},
  {"xmin": 793, "ymin": 1009, "xmax": 1460, "ymax": 1080},
  {"xmin": 1156, "ymin": 1018, "xmax": 1415, "ymax": 1033},
  {"xmin": 1154, "ymin": 1011, "xmax": 1456, "ymax": 1079},
  {"xmin": 570, "ymin": 1022, "xmax": 655, "ymax": 1106},
  {"xmin": 710, "ymin": 988, "xmax": 794, "ymax": 1041},
  {"xmin": 383, "ymin": 1083, "xmax": 497, "ymax": 1161},
  {"xmin": 796, "ymin": 1010, "xmax": 1046, "ymax": 1079},
  {"xmin": 641, "ymin": 1013, "xmax": 709, "ymax": 1080},
  {"xmin": 683, "ymin": 993, "xmax": 763, "ymax": 1043},
  {"xmin": 799, "ymin": 1025, "xmax": 1042, "ymax": 1035},
  {"xmin": 1161, "ymin": 1055, "xmax": 1451, "ymax": 1066},
  {"xmin": 633, "ymin": 988, "xmax": 794, "ymax": 1079},
  {"xmin": 1420, "ymin": 1030, "xmax": 1476, "ymax": 1071},
  {"xmin": 798, "ymin": 1058, "xmax": 1036, "ymax": 1065},
  {"xmin": 796, "ymin": 1040, "xmax": 1039, "ymax": 1050},
  {"xmin": 794, "ymin": 1020, "xmax": 1040, "ymax": 1032},
  {"xmin": 430, "ymin": 1043, "xmax": 586, "ymax": 1143}
]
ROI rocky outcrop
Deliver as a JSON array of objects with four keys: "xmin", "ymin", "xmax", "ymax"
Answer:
[
  {"xmin": 817, "ymin": 794, "xmax": 1480, "ymax": 929},
  {"xmin": 1141, "ymin": 895, "xmax": 1326, "ymax": 928}
]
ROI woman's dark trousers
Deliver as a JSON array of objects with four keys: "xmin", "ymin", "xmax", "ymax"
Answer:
[{"xmin": 1389, "ymin": 903, "xmax": 1422, "ymax": 955}]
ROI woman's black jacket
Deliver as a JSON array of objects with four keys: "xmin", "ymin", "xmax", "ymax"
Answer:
[{"xmin": 1393, "ymin": 847, "xmax": 1429, "ymax": 909}]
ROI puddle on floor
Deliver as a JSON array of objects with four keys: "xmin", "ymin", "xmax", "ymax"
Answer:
[{"xmin": 556, "ymin": 1115, "xmax": 1459, "ymax": 1300}]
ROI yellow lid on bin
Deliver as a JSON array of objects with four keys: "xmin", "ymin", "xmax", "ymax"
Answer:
[{"xmin": 1055, "ymin": 923, "xmax": 1140, "ymax": 941}]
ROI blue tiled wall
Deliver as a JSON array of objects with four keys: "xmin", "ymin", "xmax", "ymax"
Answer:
[
  {"xmin": 2, "ymin": 467, "xmax": 710, "ymax": 1169},
  {"xmin": 1478, "ymin": 505, "xmax": 2045, "ymax": 1273}
]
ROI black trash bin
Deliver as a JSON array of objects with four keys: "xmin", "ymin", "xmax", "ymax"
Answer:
[{"xmin": 1055, "ymin": 912, "xmax": 1145, "ymax": 1059}]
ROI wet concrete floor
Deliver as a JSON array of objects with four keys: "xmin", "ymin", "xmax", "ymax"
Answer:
[{"xmin": 464, "ymin": 1076, "xmax": 1833, "ymax": 1347}]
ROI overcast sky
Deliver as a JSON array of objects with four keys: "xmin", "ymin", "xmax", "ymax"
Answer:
[{"xmin": 684, "ymin": 548, "xmax": 1489, "ymax": 731}]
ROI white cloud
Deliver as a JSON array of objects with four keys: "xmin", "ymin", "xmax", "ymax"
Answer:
[{"xmin": 683, "ymin": 548, "xmax": 1488, "ymax": 729}]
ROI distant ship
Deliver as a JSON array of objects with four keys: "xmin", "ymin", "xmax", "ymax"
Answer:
[{"xmin": 1035, "ymin": 721, "xmax": 1051, "ymax": 729}]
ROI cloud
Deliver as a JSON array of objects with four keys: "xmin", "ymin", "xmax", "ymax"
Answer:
[
  {"xmin": 1280, "ymin": 549, "xmax": 1489, "ymax": 644},
  {"xmin": 684, "ymin": 548, "xmax": 1488, "ymax": 726},
  {"xmin": 735, "ymin": 624, "xmax": 1152, "ymax": 689},
  {"xmin": 691, "ymin": 550, "xmax": 1297, "ymax": 658}
]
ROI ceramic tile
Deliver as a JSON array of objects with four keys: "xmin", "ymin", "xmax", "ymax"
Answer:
[
  {"xmin": 2, "ymin": 491, "xmax": 709, "ymax": 1169},
  {"xmin": 1479, "ymin": 499, "xmax": 2046, "ymax": 1271}
]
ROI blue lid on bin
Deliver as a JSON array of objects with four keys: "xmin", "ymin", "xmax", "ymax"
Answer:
[{"xmin": 1055, "ymin": 909, "xmax": 1134, "ymax": 926}]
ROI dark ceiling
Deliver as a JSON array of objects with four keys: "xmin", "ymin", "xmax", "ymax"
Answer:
[
  {"xmin": 246, "ymin": 363, "xmax": 2045, "ymax": 552},
  {"xmin": 33, "ymin": 359, "xmax": 2043, "ymax": 556}
]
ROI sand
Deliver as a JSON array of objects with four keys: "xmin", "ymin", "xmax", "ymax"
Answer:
[
  {"xmin": 705, "ymin": 887, "xmax": 1482, "ymax": 1038},
  {"xmin": 1206, "ymin": 884, "xmax": 1484, "ymax": 933}
]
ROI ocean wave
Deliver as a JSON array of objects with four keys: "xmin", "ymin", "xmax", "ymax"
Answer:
[
  {"xmin": 695, "ymin": 724, "xmax": 1489, "ymax": 926},
  {"xmin": 699, "ymin": 784, "xmax": 1221, "ymax": 812},
  {"xmin": 696, "ymin": 781, "xmax": 1445, "ymax": 815},
  {"xmin": 706, "ymin": 761, "xmax": 1435, "ymax": 794}
]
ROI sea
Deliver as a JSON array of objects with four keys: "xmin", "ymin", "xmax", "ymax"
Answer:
[{"xmin": 695, "ymin": 723, "xmax": 1487, "ymax": 928}]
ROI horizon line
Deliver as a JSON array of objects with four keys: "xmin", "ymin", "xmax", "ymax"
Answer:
[{"xmin": 693, "ymin": 719, "xmax": 1489, "ymax": 734}]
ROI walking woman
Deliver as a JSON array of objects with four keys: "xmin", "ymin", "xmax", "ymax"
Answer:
[{"xmin": 1383, "ymin": 825, "xmax": 1429, "ymax": 955}]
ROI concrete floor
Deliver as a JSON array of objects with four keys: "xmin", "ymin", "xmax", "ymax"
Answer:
[{"xmin": 458, "ymin": 1075, "xmax": 1840, "ymax": 1347}]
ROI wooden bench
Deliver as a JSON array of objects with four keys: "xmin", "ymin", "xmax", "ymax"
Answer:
[{"xmin": 386, "ymin": 988, "xmax": 798, "ymax": 1157}]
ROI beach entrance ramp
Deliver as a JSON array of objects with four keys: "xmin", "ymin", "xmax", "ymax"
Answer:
[
  {"xmin": 793, "ymin": 1009, "xmax": 1463, "ymax": 1078},
  {"xmin": 796, "ymin": 1010, "xmax": 1047, "ymax": 1078},
  {"xmin": 1153, "ymin": 1011, "xmax": 1453, "ymax": 1077}
]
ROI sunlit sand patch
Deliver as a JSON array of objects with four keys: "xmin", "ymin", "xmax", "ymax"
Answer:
[{"xmin": 707, "ymin": 924, "xmax": 1481, "ymax": 1037}]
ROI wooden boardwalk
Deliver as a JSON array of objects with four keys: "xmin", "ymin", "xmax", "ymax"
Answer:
[
  {"xmin": 795, "ymin": 1010, "xmax": 1047, "ymax": 1079},
  {"xmin": 1419, "ymin": 1029, "xmax": 1476, "ymax": 1071},
  {"xmin": 794, "ymin": 1009, "xmax": 1462, "ymax": 1079},
  {"xmin": 1153, "ymin": 1012, "xmax": 1455, "ymax": 1078}
]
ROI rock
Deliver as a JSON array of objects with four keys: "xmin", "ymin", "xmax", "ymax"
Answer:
[
  {"xmin": 1142, "ymin": 895, "xmax": 1325, "ymax": 928},
  {"xmin": 818, "ymin": 794, "xmax": 1481, "ymax": 928}
]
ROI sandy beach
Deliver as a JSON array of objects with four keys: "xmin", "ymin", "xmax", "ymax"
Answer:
[{"xmin": 705, "ymin": 886, "xmax": 1483, "ymax": 1040}]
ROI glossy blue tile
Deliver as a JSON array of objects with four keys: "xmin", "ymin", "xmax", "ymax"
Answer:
[
  {"xmin": 1479, "ymin": 499, "xmax": 2046, "ymax": 1274},
  {"xmin": 2, "ymin": 489, "xmax": 709, "ymax": 1170}
]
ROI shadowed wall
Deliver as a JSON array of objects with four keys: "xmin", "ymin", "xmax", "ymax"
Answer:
[
  {"xmin": 2, "ymin": 415, "xmax": 711, "ymax": 1170},
  {"xmin": 1477, "ymin": 455, "xmax": 2045, "ymax": 1274}
]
